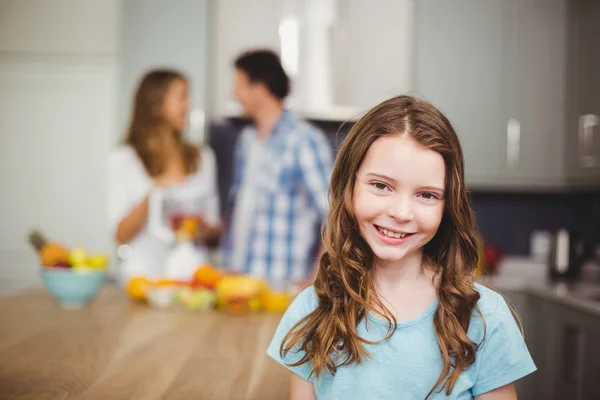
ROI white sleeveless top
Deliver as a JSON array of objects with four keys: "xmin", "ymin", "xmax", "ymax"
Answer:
[{"xmin": 108, "ymin": 145, "xmax": 220, "ymax": 283}]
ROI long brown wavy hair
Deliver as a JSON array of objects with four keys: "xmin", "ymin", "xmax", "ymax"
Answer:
[
  {"xmin": 124, "ymin": 69, "xmax": 200, "ymax": 177},
  {"xmin": 281, "ymin": 95, "xmax": 484, "ymax": 398}
]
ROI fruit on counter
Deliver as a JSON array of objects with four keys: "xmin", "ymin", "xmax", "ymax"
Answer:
[
  {"xmin": 28, "ymin": 230, "xmax": 69, "ymax": 267},
  {"xmin": 176, "ymin": 286, "xmax": 216, "ymax": 311},
  {"xmin": 216, "ymin": 275, "xmax": 266, "ymax": 313},
  {"xmin": 192, "ymin": 264, "xmax": 223, "ymax": 289},
  {"xmin": 127, "ymin": 276, "xmax": 151, "ymax": 301},
  {"xmin": 261, "ymin": 289, "xmax": 291, "ymax": 313},
  {"xmin": 155, "ymin": 278, "xmax": 178, "ymax": 287}
]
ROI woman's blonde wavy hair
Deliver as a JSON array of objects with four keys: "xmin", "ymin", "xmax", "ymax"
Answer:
[
  {"xmin": 124, "ymin": 69, "xmax": 200, "ymax": 177},
  {"xmin": 281, "ymin": 95, "xmax": 484, "ymax": 398}
]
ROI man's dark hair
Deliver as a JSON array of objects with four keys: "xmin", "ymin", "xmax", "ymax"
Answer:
[{"xmin": 234, "ymin": 49, "xmax": 290, "ymax": 100}]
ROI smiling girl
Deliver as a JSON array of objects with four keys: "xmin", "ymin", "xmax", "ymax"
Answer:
[{"xmin": 267, "ymin": 95, "xmax": 535, "ymax": 399}]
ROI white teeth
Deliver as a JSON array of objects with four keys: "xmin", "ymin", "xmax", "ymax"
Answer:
[{"xmin": 379, "ymin": 227, "xmax": 408, "ymax": 239}]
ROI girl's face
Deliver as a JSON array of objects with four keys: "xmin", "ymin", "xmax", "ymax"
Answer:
[
  {"xmin": 161, "ymin": 78, "xmax": 189, "ymax": 132},
  {"xmin": 353, "ymin": 134, "xmax": 446, "ymax": 268}
]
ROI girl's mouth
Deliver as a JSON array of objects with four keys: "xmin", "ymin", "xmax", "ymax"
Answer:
[{"xmin": 374, "ymin": 225, "xmax": 415, "ymax": 244}]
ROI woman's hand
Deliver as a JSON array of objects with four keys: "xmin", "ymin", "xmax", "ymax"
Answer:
[{"xmin": 194, "ymin": 217, "xmax": 222, "ymax": 247}]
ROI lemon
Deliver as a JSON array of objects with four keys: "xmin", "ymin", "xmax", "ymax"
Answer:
[
  {"xmin": 68, "ymin": 248, "xmax": 87, "ymax": 266},
  {"xmin": 87, "ymin": 254, "xmax": 108, "ymax": 269}
]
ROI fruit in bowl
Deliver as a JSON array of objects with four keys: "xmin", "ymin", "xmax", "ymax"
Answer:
[
  {"xmin": 28, "ymin": 230, "xmax": 109, "ymax": 270},
  {"xmin": 40, "ymin": 267, "xmax": 106, "ymax": 309},
  {"xmin": 27, "ymin": 229, "xmax": 110, "ymax": 309}
]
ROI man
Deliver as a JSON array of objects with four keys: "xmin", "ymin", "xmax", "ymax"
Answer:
[{"xmin": 221, "ymin": 49, "xmax": 333, "ymax": 286}]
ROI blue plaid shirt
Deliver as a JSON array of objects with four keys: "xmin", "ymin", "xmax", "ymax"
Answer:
[{"xmin": 221, "ymin": 111, "xmax": 333, "ymax": 282}]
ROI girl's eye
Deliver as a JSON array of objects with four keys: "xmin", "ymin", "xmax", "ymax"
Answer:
[
  {"xmin": 420, "ymin": 192, "xmax": 438, "ymax": 200},
  {"xmin": 371, "ymin": 182, "xmax": 389, "ymax": 191}
]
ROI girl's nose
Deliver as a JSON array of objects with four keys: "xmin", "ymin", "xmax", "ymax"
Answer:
[{"xmin": 387, "ymin": 199, "xmax": 414, "ymax": 222}]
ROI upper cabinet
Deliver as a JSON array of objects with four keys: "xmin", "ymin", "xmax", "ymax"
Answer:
[
  {"xmin": 414, "ymin": 0, "xmax": 510, "ymax": 188},
  {"xmin": 211, "ymin": 0, "xmax": 414, "ymax": 120},
  {"xmin": 414, "ymin": 0, "xmax": 600, "ymax": 190},
  {"xmin": 0, "ymin": 0, "xmax": 120, "ymax": 56},
  {"xmin": 565, "ymin": 0, "xmax": 600, "ymax": 187}
]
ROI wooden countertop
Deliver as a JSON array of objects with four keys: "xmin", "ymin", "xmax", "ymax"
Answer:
[{"xmin": 0, "ymin": 286, "xmax": 291, "ymax": 400}]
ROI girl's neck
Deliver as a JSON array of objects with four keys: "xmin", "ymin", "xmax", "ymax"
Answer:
[
  {"xmin": 371, "ymin": 252, "xmax": 438, "ymax": 322},
  {"xmin": 372, "ymin": 252, "xmax": 436, "ymax": 292}
]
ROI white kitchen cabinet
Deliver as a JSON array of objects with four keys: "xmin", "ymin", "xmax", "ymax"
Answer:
[
  {"xmin": 500, "ymin": 0, "xmax": 568, "ymax": 187},
  {"xmin": 414, "ymin": 0, "xmax": 510, "ymax": 187},
  {"xmin": 565, "ymin": 0, "xmax": 600, "ymax": 187},
  {"xmin": 414, "ymin": 0, "xmax": 600, "ymax": 190},
  {"xmin": 0, "ymin": 0, "xmax": 120, "ymax": 55},
  {"xmin": 0, "ymin": 55, "xmax": 118, "ymax": 291}
]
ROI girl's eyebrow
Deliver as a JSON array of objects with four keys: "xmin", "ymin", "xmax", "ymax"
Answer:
[
  {"xmin": 366, "ymin": 173, "xmax": 445, "ymax": 193},
  {"xmin": 365, "ymin": 172, "xmax": 397, "ymax": 183},
  {"xmin": 418, "ymin": 186, "xmax": 445, "ymax": 194}
]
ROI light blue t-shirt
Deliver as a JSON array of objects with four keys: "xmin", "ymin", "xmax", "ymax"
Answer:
[{"xmin": 267, "ymin": 283, "xmax": 536, "ymax": 399}]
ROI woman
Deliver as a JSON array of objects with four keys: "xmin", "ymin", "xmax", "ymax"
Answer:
[{"xmin": 109, "ymin": 69, "xmax": 221, "ymax": 283}]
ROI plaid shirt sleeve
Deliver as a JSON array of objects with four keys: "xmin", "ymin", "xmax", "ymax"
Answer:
[{"xmin": 297, "ymin": 130, "xmax": 333, "ymax": 219}]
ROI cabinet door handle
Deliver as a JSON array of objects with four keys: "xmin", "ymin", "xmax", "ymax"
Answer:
[
  {"xmin": 560, "ymin": 324, "xmax": 582, "ymax": 386},
  {"xmin": 507, "ymin": 118, "xmax": 521, "ymax": 170},
  {"xmin": 578, "ymin": 114, "xmax": 598, "ymax": 168}
]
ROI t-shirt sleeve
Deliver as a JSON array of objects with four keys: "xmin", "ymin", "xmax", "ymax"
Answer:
[
  {"xmin": 267, "ymin": 286, "xmax": 319, "ymax": 382},
  {"xmin": 472, "ymin": 296, "xmax": 537, "ymax": 396}
]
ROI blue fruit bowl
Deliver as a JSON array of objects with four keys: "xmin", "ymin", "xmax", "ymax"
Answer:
[{"xmin": 40, "ymin": 267, "xmax": 106, "ymax": 309}]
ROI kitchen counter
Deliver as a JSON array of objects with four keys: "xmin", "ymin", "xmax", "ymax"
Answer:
[
  {"xmin": 483, "ymin": 256, "xmax": 600, "ymax": 319},
  {"xmin": 0, "ymin": 287, "xmax": 290, "ymax": 400}
]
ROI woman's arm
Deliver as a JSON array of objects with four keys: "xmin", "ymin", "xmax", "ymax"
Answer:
[
  {"xmin": 115, "ymin": 194, "xmax": 150, "ymax": 244},
  {"xmin": 475, "ymin": 383, "xmax": 517, "ymax": 400},
  {"xmin": 290, "ymin": 374, "xmax": 316, "ymax": 400}
]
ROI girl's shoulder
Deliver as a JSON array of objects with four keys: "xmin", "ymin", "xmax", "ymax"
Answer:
[
  {"xmin": 287, "ymin": 285, "xmax": 319, "ymax": 317},
  {"xmin": 469, "ymin": 282, "xmax": 520, "ymax": 339},
  {"xmin": 473, "ymin": 282, "xmax": 506, "ymax": 317}
]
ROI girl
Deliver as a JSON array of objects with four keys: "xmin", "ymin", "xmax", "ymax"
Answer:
[
  {"xmin": 109, "ymin": 69, "xmax": 221, "ymax": 283},
  {"xmin": 267, "ymin": 96, "xmax": 535, "ymax": 399}
]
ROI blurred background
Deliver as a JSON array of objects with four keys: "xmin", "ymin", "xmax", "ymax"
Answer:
[{"xmin": 0, "ymin": 0, "xmax": 599, "ymax": 399}]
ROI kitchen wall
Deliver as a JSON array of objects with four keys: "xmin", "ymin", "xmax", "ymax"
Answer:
[
  {"xmin": 119, "ymin": 0, "xmax": 211, "ymax": 141},
  {"xmin": 0, "ymin": 0, "xmax": 120, "ymax": 296}
]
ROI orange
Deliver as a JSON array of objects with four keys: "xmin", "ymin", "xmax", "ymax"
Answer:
[
  {"xmin": 181, "ymin": 218, "xmax": 199, "ymax": 236},
  {"xmin": 127, "ymin": 277, "xmax": 151, "ymax": 301},
  {"xmin": 155, "ymin": 278, "xmax": 178, "ymax": 287},
  {"xmin": 261, "ymin": 289, "xmax": 290, "ymax": 312},
  {"xmin": 193, "ymin": 264, "xmax": 223, "ymax": 288}
]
